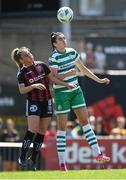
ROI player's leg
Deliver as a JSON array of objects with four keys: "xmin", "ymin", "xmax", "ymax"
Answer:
[
  {"xmin": 54, "ymin": 91, "xmax": 70, "ymax": 171},
  {"xmin": 19, "ymin": 100, "xmax": 40, "ymax": 166},
  {"xmin": 26, "ymin": 100, "xmax": 53, "ymax": 170},
  {"xmin": 30, "ymin": 117, "xmax": 51, "ymax": 166},
  {"xmin": 19, "ymin": 115, "xmax": 39, "ymax": 166},
  {"xmin": 74, "ymin": 107, "xmax": 110, "ymax": 162},
  {"xmin": 71, "ymin": 88, "xmax": 110, "ymax": 162},
  {"xmin": 57, "ymin": 114, "xmax": 68, "ymax": 171}
]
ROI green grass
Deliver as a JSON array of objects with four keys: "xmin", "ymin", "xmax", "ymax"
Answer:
[{"xmin": 0, "ymin": 169, "xmax": 126, "ymax": 179}]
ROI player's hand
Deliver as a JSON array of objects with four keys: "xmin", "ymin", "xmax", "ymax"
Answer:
[
  {"xmin": 67, "ymin": 83, "xmax": 77, "ymax": 89},
  {"xmin": 32, "ymin": 83, "xmax": 46, "ymax": 90},
  {"xmin": 67, "ymin": 69, "xmax": 76, "ymax": 76},
  {"xmin": 100, "ymin": 78, "xmax": 110, "ymax": 85}
]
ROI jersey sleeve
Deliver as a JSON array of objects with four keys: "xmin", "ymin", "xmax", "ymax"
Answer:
[
  {"xmin": 42, "ymin": 63, "xmax": 51, "ymax": 75},
  {"xmin": 17, "ymin": 71, "xmax": 25, "ymax": 85},
  {"xmin": 74, "ymin": 49, "xmax": 80, "ymax": 62},
  {"xmin": 48, "ymin": 56, "xmax": 58, "ymax": 69}
]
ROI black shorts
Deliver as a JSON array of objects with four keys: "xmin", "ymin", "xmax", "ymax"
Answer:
[{"xmin": 26, "ymin": 99, "xmax": 53, "ymax": 118}]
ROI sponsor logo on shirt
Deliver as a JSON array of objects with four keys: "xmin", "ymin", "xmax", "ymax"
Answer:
[
  {"xmin": 29, "ymin": 75, "xmax": 45, "ymax": 84},
  {"xmin": 36, "ymin": 65, "xmax": 42, "ymax": 73}
]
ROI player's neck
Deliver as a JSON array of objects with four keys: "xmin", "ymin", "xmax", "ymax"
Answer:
[{"xmin": 56, "ymin": 48, "xmax": 66, "ymax": 54}]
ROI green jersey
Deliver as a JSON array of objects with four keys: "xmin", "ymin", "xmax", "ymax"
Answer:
[{"xmin": 48, "ymin": 48, "xmax": 80, "ymax": 92}]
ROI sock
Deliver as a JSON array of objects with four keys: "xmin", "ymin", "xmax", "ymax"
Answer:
[
  {"xmin": 31, "ymin": 133, "xmax": 44, "ymax": 163},
  {"xmin": 56, "ymin": 130, "xmax": 66, "ymax": 165},
  {"xmin": 20, "ymin": 130, "xmax": 35, "ymax": 161},
  {"xmin": 82, "ymin": 124, "xmax": 101, "ymax": 156}
]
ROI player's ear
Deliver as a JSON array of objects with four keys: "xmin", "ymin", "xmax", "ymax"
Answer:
[
  {"xmin": 20, "ymin": 58, "xmax": 24, "ymax": 64},
  {"xmin": 53, "ymin": 42, "xmax": 57, "ymax": 47}
]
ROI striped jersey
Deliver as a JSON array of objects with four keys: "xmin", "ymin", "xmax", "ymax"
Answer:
[
  {"xmin": 17, "ymin": 61, "xmax": 51, "ymax": 102},
  {"xmin": 48, "ymin": 48, "xmax": 80, "ymax": 92}
]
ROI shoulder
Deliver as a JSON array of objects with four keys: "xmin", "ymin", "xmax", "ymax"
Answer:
[
  {"xmin": 66, "ymin": 48, "xmax": 78, "ymax": 56},
  {"xmin": 49, "ymin": 50, "xmax": 59, "ymax": 59},
  {"xmin": 35, "ymin": 60, "xmax": 44, "ymax": 64},
  {"xmin": 35, "ymin": 61, "xmax": 48, "ymax": 67},
  {"xmin": 16, "ymin": 66, "xmax": 26, "ymax": 76},
  {"xmin": 16, "ymin": 69, "xmax": 23, "ymax": 78},
  {"xmin": 35, "ymin": 61, "xmax": 46, "ymax": 66},
  {"xmin": 66, "ymin": 47, "xmax": 76, "ymax": 53}
]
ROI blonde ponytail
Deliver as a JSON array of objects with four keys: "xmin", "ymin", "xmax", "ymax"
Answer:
[{"xmin": 11, "ymin": 48, "xmax": 23, "ymax": 69}]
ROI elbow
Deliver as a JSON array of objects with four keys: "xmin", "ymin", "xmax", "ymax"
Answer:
[
  {"xmin": 19, "ymin": 89, "xmax": 26, "ymax": 94},
  {"xmin": 50, "ymin": 74, "xmax": 58, "ymax": 83},
  {"xmin": 19, "ymin": 91, "xmax": 25, "ymax": 95},
  {"xmin": 51, "ymin": 77, "xmax": 56, "ymax": 83}
]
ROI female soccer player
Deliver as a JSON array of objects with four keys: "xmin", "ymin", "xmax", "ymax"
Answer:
[
  {"xmin": 11, "ymin": 46, "xmax": 76, "ymax": 170},
  {"xmin": 48, "ymin": 32, "xmax": 110, "ymax": 171}
]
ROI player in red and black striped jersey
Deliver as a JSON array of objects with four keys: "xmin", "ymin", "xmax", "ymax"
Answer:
[
  {"xmin": 17, "ymin": 61, "xmax": 51, "ymax": 102},
  {"xmin": 11, "ymin": 46, "xmax": 76, "ymax": 170}
]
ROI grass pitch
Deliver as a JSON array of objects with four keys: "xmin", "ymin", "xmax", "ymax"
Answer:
[{"xmin": 0, "ymin": 169, "xmax": 126, "ymax": 179}]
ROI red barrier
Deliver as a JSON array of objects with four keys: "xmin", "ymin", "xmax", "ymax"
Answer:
[{"xmin": 41, "ymin": 138, "xmax": 126, "ymax": 170}]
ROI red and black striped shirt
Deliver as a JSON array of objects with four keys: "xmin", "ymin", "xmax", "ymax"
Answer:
[{"xmin": 17, "ymin": 61, "xmax": 51, "ymax": 102}]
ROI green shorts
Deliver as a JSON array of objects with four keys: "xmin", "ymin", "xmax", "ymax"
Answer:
[{"xmin": 54, "ymin": 87, "xmax": 86, "ymax": 115}]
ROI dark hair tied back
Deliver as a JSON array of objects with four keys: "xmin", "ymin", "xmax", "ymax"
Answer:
[{"xmin": 50, "ymin": 32, "xmax": 57, "ymax": 51}]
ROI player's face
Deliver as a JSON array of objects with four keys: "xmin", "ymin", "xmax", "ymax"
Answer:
[
  {"xmin": 54, "ymin": 34, "xmax": 67, "ymax": 51},
  {"xmin": 20, "ymin": 49, "xmax": 34, "ymax": 66}
]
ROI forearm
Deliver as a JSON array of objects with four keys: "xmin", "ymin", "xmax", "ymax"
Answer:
[
  {"xmin": 55, "ymin": 69, "xmax": 76, "ymax": 80},
  {"xmin": 19, "ymin": 85, "xmax": 34, "ymax": 94},
  {"xmin": 56, "ymin": 73, "xmax": 68, "ymax": 80},
  {"xmin": 49, "ymin": 76, "xmax": 69, "ymax": 87},
  {"xmin": 51, "ymin": 76, "xmax": 68, "ymax": 86},
  {"xmin": 76, "ymin": 60, "xmax": 102, "ymax": 83},
  {"xmin": 82, "ymin": 66, "xmax": 102, "ymax": 83}
]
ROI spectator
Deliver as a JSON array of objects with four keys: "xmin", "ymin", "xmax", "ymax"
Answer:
[
  {"xmin": 94, "ymin": 44, "xmax": 106, "ymax": 70},
  {"xmin": 0, "ymin": 117, "xmax": 3, "ymax": 170},
  {"xmin": 71, "ymin": 120, "xmax": 84, "ymax": 138},
  {"xmin": 117, "ymin": 59, "xmax": 125, "ymax": 70},
  {"xmin": 110, "ymin": 116, "xmax": 126, "ymax": 138},
  {"xmin": 45, "ymin": 121, "xmax": 57, "ymax": 140},
  {"xmin": 85, "ymin": 42, "xmax": 95, "ymax": 69},
  {"xmin": 87, "ymin": 106, "xmax": 94, "ymax": 117},
  {"xmin": 89, "ymin": 115, "xmax": 96, "ymax": 132},
  {"xmin": 66, "ymin": 121, "xmax": 75, "ymax": 138},
  {"xmin": 95, "ymin": 116, "xmax": 108, "ymax": 136},
  {"xmin": 0, "ymin": 118, "xmax": 20, "ymax": 171},
  {"xmin": 0, "ymin": 117, "xmax": 3, "ymax": 129},
  {"xmin": 66, "ymin": 120, "xmax": 84, "ymax": 139},
  {"xmin": 80, "ymin": 51, "xmax": 86, "ymax": 65}
]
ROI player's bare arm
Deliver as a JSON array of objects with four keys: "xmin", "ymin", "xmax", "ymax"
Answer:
[
  {"xmin": 18, "ymin": 83, "xmax": 46, "ymax": 94},
  {"xmin": 48, "ymin": 71, "xmax": 77, "ymax": 89},
  {"xmin": 49, "ymin": 67, "xmax": 76, "ymax": 80},
  {"xmin": 75, "ymin": 59, "xmax": 110, "ymax": 85}
]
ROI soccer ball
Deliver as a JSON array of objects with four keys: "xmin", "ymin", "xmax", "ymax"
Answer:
[{"xmin": 57, "ymin": 6, "xmax": 73, "ymax": 23}]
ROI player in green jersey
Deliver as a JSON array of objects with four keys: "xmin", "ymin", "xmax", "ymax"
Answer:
[{"xmin": 48, "ymin": 32, "xmax": 110, "ymax": 171}]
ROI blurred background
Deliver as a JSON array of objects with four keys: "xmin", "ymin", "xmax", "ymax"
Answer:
[{"xmin": 0, "ymin": 0, "xmax": 126, "ymax": 171}]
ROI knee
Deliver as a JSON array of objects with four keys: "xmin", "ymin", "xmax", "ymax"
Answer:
[
  {"xmin": 58, "ymin": 126, "xmax": 66, "ymax": 131},
  {"xmin": 28, "ymin": 127, "xmax": 38, "ymax": 134},
  {"xmin": 58, "ymin": 123, "xmax": 66, "ymax": 131}
]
